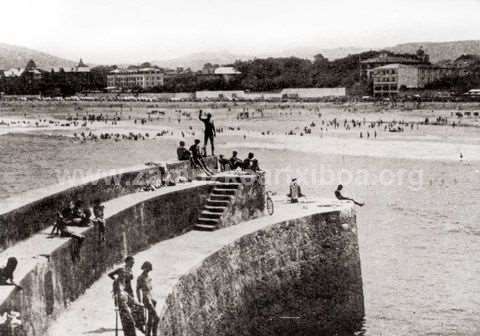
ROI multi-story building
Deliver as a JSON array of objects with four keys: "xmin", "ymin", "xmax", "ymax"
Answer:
[
  {"xmin": 360, "ymin": 48, "xmax": 431, "ymax": 80},
  {"xmin": 107, "ymin": 68, "xmax": 164, "ymax": 90},
  {"xmin": 371, "ymin": 64, "xmax": 456, "ymax": 97}
]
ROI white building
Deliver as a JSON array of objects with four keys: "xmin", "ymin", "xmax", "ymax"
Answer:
[
  {"xmin": 3, "ymin": 68, "xmax": 25, "ymax": 78},
  {"xmin": 371, "ymin": 63, "xmax": 455, "ymax": 97},
  {"xmin": 107, "ymin": 68, "xmax": 164, "ymax": 90},
  {"xmin": 195, "ymin": 90, "xmax": 245, "ymax": 100},
  {"xmin": 280, "ymin": 88, "xmax": 346, "ymax": 99}
]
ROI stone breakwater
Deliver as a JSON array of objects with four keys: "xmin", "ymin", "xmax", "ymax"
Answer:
[
  {"xmin": 0, "ymin": 157, "xmax": 217, "ymax": 252},
  {"xmin": 0, "ymin": 171, "xmax": 266, "ymax": 336},
  {"xmin": 159, "ymin": 208, "xmax": 364, "ymax": 336}
]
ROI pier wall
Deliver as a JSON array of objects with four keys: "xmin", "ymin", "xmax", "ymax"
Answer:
[
  {"xmin": 0, "ymin": 157, "xmax": 217, "ymax": 251},
  {"xmin": 0, "ymin": 183, "xmax": 213, "ymax": 335},
  {"xmin": 0, "ymin": 172, "xmax": 266, "ymax": 336},
  {"xmin": 159, "ymin": 209, "xmax": 364, "ymax": 336}
]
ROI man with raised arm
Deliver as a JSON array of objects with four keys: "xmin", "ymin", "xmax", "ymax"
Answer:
[{"xmin": 198, "ymin": 110, "xmax": 216, "ymax": 156}]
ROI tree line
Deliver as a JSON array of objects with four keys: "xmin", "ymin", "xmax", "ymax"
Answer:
[{"xmin": 2, "ymin": 51, "xmax": 480, "ymax": 96}]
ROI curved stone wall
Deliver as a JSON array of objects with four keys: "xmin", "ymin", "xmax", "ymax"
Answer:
[
  {"xmin": 158, "ymin": 209, "xmax": 364, "ymax": 336},
  {"xmin": 0, "ymin": 183, "xmax": 216, "ymax": 336},
  {"xmin": 0, "ymin": 158, "xmax": 217, "ymax": 251},
  {"xmin": 0, "ymin": 172, "xmax": 266, "ymax": 336}
]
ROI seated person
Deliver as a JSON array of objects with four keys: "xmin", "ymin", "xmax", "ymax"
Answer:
[
  {"xmin": 51, "ymin": 200, "xmax": 75, "ymax": 235},
  {"xmin": 218, "ymin": 154, "xmax": 230, "ymax": 171},
  {"xmin": 71, "ymin": 200, "xmax": 92, "ymax": 227},
  {"xmin": 287, "ymin": 178, "xmax": 305, "ymax": 203},
  {"xmin": 0, "ymin": 257, "xmax": 19, "ymax": 287},
  {"xmin": 177, "ymin": 141, "xmax": 191, "ymax": 161},
  {"xmin": 229, "ymin": 151, "xmax": 243, "ymax": 170},
  {"xmin": 334, "ymin": 184, "xmax": 364, "ymax": 206},
  {"xmin": 250, "ymin": 159, "xmax": 261, "ymax": 172},
  {"xmin": 189, "ymin": 139, "xmax": 213, "ymax": 175},
  {"xmin": 242, "ymin": 152, "xmax": 255, "ymax": 170}
]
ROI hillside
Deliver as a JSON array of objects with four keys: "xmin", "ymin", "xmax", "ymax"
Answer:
[
  {"xmin": 151, "ymin": 47, "xmax": 367, "ymax": 70},
  {"xmin": 0, "ymin": 42, "xmax": 76, "ymax": 69},
  {"xmin": 152, "ymin": 52, "xmax": 250, "ymax": 71},
  {"xmin": 387, "ymin": 40, "xmax": 480, "ymax": 63}
]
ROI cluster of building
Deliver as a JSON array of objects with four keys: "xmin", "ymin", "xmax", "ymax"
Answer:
[
  {"xmin": 0, "ymin": 59, "xmax": 91, "ymax": 81},
  {"xmin": 361, "ymin": 48, "xmax": 463, "ymax": 97},
  {"xmin": 105, "ymin": 64, "xmax": 242, "ymax": 91}
]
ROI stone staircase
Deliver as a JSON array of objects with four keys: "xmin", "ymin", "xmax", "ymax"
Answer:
[{"xmin": 194, "ymin": 182, "xmax": 241, "ymax": 231}]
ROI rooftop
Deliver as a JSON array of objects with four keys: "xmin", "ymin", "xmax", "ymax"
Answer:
[
  {"xmin": 361, "ymin": 53, "xmax": 426, "ymax": 65},
  {"xmin": 214, "ymin": 66, "xmax": 241, "ymax": 75}
]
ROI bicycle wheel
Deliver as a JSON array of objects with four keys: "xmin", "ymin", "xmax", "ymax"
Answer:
[{"xmin": 266, "ymin": 197, "xmax": 274, "ymax": 215}]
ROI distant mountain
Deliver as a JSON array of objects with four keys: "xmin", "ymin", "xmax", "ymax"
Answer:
[
  {"xmin": 0, "ymin": 42, "xmax": 76, "ymax": 70},
  {"xmin": 152, "ymin": 51, "xmax": 251, "ymax": 71},
  {"xmin": 269, "ymin": 46, "xmax": 368, "ymax": 61},
  {"xmin": 151, "ymin": 47, "xmax": 368, "ymax": 71},
  {"xmin": 386, "ymin": 40, "xmax": 480, "ymax": 63}
]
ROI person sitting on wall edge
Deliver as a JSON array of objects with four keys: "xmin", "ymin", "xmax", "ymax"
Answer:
[
  {"xmin": 176, "ymin": 141, "xmax": 191, "ymax": 161},
  {"xmin": 287, "ymin": 178, "xmax": 305, "ymax": 203},
  {"xmin": 229, "ymin": 151, "xmax": 243, "ymax": 170},
  {"xmin": 242, "ymin": 152, "xmax": 255, "ymax": 170},
  {"xmin": 189, "ymin": 139, "xmax": 213, "ymax": 176}
]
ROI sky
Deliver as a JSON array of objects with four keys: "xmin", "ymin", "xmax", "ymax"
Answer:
[{"xmin": 1, "ymin": 0, "xmax": 480, "ymax": 64}]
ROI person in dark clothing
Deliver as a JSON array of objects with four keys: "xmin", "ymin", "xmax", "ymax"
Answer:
[
  {"xmin": 176, "ymin": 141, "xmax": 191, "ymax": 161},
  {"xmin": 334, "ymin": 184, "xmax": 364, "ymax": 206},
  {"xmin": 229, "ymin": 151, "xmax": 243, "ymax": 170},
  {"xmin": 218, "ymin": 154, "xmax": 230, "ymax": 171},
  {"xmin": 243, "ymin": 152, "xmax": 255, "ymax": 170},
  {"xmin": 189, "ymin": 139, "xmax": 213, "ymax": 175},
  {"xmin": 51, "ymin": 200, "xmax": 75, "ymax": 235},
  {"xmin": 0, "ymin": 257, "xmax": 19, "ymax": 287},
  {"xmin": 71, "ymin": 200, "xmax": 91, "ymax": 227},
  {"xmin": 250, "ymin": 159, "xmax": 261, "ymax": 172},
  {"xmin": 50, "ymin": 200, "xmax": 86, "ymax": 260},
  {"xmin": 198, "ymin": 110, "xmax": 216, "ymax": 156}
]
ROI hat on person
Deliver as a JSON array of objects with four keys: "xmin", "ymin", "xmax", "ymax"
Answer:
[{"xmin": 141, "ymin": 261, "xmax": 153, "ymax": 271}]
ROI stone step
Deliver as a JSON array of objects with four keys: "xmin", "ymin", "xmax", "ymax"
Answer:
[
  {"xmin": 210, "ymin": 194, "xmax": 233, "ymax": 201},
  {"xmin": 204, "ymin": 205, "xmax": 227, "ymax": 213},
  {"xmin": 193, "ymin": 223, "xmax": 218, "ymax": 231},
  {"xmin": 200, "ymin": 211, "xmax": 222, "ymax": 219},
  {"xmin": 206, "ymin": 200, "xmax": 230, "ymax": 207},
  {"xmin": 197, "ymin": 217, "xmax": 219, "ymax": 225},
  {"xmin": 212, "ymin": 188, "xmax": 237, "ymax": 196}
]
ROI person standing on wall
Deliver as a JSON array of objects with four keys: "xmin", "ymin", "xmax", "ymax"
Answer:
[
  {"xmin": 136, "ymin": 261, "xmax": 159, "ymax": 336},
  {"xmin": 198, "ymin": 110, "xmax": 216, "ymax": 156},
  {"xmin": 112, "ymin": 268, "xmax": 137, "ymax": 336}
]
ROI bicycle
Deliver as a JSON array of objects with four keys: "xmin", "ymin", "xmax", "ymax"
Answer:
[{"xmin": 266, "ymin": 190, "xmax": 275, "ymax": 216}]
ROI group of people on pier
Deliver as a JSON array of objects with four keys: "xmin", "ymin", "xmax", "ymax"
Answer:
[
  {"xmin": 50, "ymin": 198, "xmax": 106, "ymax": 259},
  {"xmin": 109, "ymin": 256, "xmax": 158, "ymax": 336}
]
